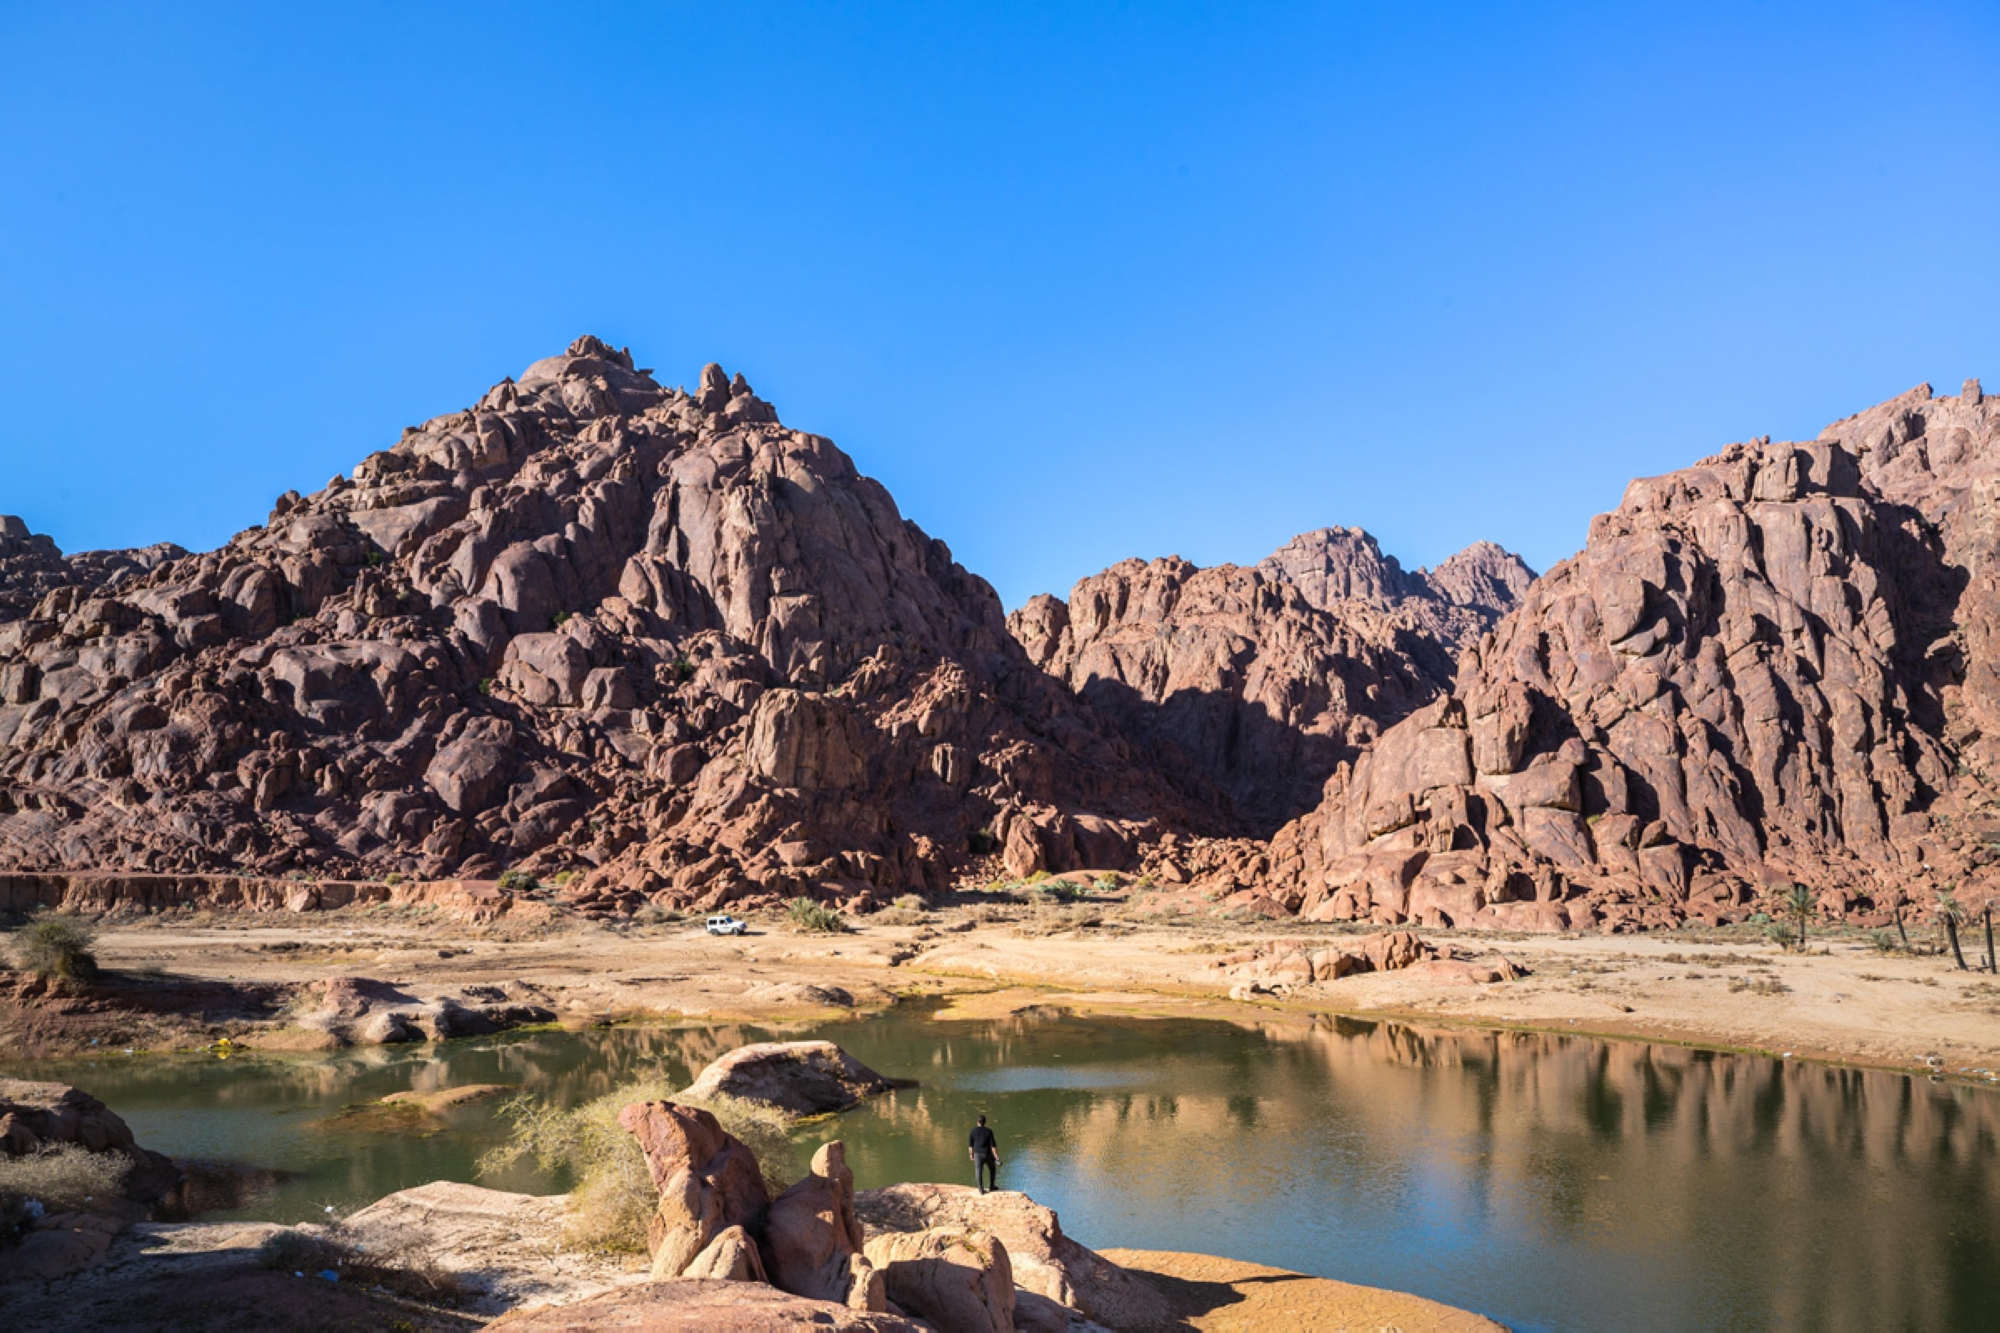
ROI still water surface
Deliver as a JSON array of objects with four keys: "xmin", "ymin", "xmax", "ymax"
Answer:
[{"xmin": 8, "ymin": 1010, "xmax": 1997, "ymax": 1331}]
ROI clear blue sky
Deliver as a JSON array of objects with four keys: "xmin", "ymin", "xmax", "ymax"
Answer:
[{"xmin": 3, "ymin": 3, "xmax": 1996, "ymax": 608}]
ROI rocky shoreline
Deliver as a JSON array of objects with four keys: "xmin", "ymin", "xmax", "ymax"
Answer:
[{"xmin": 0, "ymin": 1050, "xmax": 1505, "ymax": 1331}]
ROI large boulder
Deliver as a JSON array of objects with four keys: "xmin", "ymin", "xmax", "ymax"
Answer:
[
  {"xmin": 855, "ymin": 1181, "xmax": 1171, "ymax": 1331},
  {"xmin": 615, "ymin": 1100, "xmax": 769, "ymax": 1279},
  {"xmin": 763, "ymin": 1140, "xmax": 885, "ymax": 1311},
  {"xmin": 684, "ymin": 1041, "xmax": 895, "ymax": 1117},
  {"xmin": 863, "ymin": 1226, "xmax": 1016, "ymax": 1333}
]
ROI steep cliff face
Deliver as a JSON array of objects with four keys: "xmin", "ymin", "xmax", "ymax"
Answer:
[
  {"xmin": 1009, "ymin": 532, "xmax": 1532, "ymax": 834},
  {"xmin": 0, "ymin": 339, "xmax": 1209, "ymax": 906},
  {"xmin": 1270, "ymin": 380, "xmax": 1995, "ymax": 931}
]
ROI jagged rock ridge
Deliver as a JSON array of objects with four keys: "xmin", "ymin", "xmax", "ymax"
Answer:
[
  {"xmin": 0, "ymin": 339, "xmax": 1217, "ymax": 907},
  {"xmin": 1266, "ymin": 378, "xmax": 1996, "ymax": 931},
  {"xmin": 1010, "ymin": 530, "xmax": 1533, "ymax": 834},
  {"xmin": 0, "ymin": 518, "xmax": 184, "ymax": 626}
]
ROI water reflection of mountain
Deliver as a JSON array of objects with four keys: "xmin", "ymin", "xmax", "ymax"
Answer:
[
  {"xmin": 7, "ymin": 1013, "xmax": 1996, "ymax": 1330},
  {"xmin": 802, "ymin": 1014, "xmax": 2000, "ymax": 1332}
]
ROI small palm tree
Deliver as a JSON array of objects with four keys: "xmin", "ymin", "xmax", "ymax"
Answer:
[{"xmin": 1784, "ymin": 883, "xmax": 1816, "ymax": 951}]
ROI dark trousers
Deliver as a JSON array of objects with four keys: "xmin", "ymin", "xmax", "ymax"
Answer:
[{"xmin": 975, "ymin": 1156, "xmax": 998, "ymax": 1191}]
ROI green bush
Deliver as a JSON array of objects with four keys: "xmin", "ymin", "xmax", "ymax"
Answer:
[
  {"xmin": 497, "ymin": 869, "xmax": 541, "ymax": 895},
  {"xmin": 893, "ymin": 893, "xmax": 926, "ymax": 912},
  {"xmin": 1034, "ymin": 878, "xmax": 1085, "ymax": 904},
  {"xmin": 481, "ymin": 1082, "xmax": 798, "ymax": 1254},
  {"xmin": 788, "ymin": 897, "xmax": 848, "ymax": 933},
  {"xmin": 13, "ymin": 913, "xmax": 99, "ymax": 982},
  {"xmin": 1866, "ymin": 928, "xmax": 1900, "ymax": 954}
]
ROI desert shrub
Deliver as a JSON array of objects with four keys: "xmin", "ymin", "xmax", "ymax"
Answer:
[
  {"xmin": 1764, "ymin": 923, "xmax": 1794, "ymax": 949},
  {"xmin": 894, "ymin": 893, "xmax": 926, "ymax": 912},
  {"xmin": 481, "ymin": 1081, "xmax": 797, "ymax": 1254},
  {"xmin": 1091, "ymin": 874, "xmax": 1120, "ymax": 894},
  {"xmin": 13, "ymin": 913, "xmax": 99, "ymax": 982},
  {"xmin": 551, "ymin": 870, "xmax": 579, "ymax": 889},
  {"xmin": 0, "ymin": 1144, "xmax": 129, "ymax": 1225},
  {"xmin": 383, "ymin": 871, "xmax": 404, "ymax": 886},
  {"xmin": 497, "ymin": 869, "xmax": 541, "ymax": 895},
  {"xmin": 1014, "ymin": 905, "xmax": 1104, "ymax": 936},
  {"xmin": 1033, "ymin": 879, "xmax": 1085, "ymax": 904},
  {"xmin": 788, "ymin": 897, "xmax": 848, "ymax": 934},
  {"xmin": 633, "ymin": 903, "xmax": 679, "ymax": 927},
  {"xmin": 258, "ymin": 1215, "xmax": 464, "ymax": 1303},
  {"xmin": 1866, "ymin": 929, "xmax": 1901, "ymax": 954}
]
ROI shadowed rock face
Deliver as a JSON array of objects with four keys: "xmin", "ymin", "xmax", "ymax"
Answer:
[
  {"xmin": 1009, "ymin": 532, "xmax": 1533, "ymax": 834},
  {"xmin": 0, "ymin": 338, "xmax": 1214, "ymax": 906},
  {"xmin": 1269, "ymin": 380, "xmax": 1997, "ymax": 931}
]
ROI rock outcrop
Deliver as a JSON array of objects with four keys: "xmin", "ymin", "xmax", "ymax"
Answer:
[
  {"xmin": 0, "ymin": 339, "xmax": 1216, "ymax": 909},
  {"xmin": 854, "ymin": 1181, "xmax": 1172, "ymax": 1331},
  {"xmin": 862, "ymin": 1226, "xmax": 1016, "ymax": 1333},
  {"xmin": 0, "ymin": 517, "xmax": 186, "ymax": 627},
  {"xmin": 0, "ymin": 1079, "xmax": 181, "ymax": 1205},
  {"xmin": 763, "ymin": 1141, "xmax": 886, "ymax": 1311},
  {"xmin": 616, "ymin": 1100, "xmax": 770, "ymax": 1279},
  {"xmin": 1012, "ymin": 530, "xmax": 1531, "ymax": 834},
  {"xmin": 1271, "ymin": 380, "xmax": 1999, "ymax": 930},
  {"xmin": 683, "ymin": 1041, "xmax": 895, "ymax": 1118}
]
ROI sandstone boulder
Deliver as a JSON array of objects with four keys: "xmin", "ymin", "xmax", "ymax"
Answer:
[
  {"xmin": 855, "ymin": 1181, "xmax": 1170, "ymax": 1330},
  {"xmin": 682, "ymin": 1223, "xmax": 768, "ymax": 1282},
  {"xmin": 615, "ymin": 1100, "xmax": 769, "ymax": 1279},
  {"xmin": 684, "ymin": 1040, "xmax": 895, "ymax": 1117},
  {"xmin": 862, "ymin": 1226, "xmax": 1016, "ymax": 1333},
  {"xmin": 763, "ymin": 1140, "xmax": 885, "ymax": 1311}
]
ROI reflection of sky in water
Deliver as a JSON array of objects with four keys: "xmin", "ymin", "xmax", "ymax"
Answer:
[{"xmin": 8, "ymin": 1013, "xmax": 1999, "ymax": 1332}]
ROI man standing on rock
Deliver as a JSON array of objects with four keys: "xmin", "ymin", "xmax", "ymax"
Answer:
[{"xmin": 969, "ymin": 1114, "xmax": 1001, "ymax": 1193}]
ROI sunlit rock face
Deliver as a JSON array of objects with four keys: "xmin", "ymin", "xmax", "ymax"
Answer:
[
  {"xmin": 1269, "ymin": 380, "xmax": 2000, "ymax": 931},
  {"xmin": 1010, "ymin": 531, "xmax": 1533, "ymax": 835},
  {"xmin": 0, "ymin": 338, "xmax": 1221, "ymax": 906}
]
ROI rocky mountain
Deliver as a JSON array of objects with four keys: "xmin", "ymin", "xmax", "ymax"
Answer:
[
  {"xmin": 0, "ymin": 518, "xmax": 184, "ymax": 626},
  {"xmin": 0, "ymin": 339, "xmax": 1217, "ymax": 909},
  {"xmin": 1267, "ymin": 379, "xmax": 1997, "ymax": 932},
  {"xmin": 1010, "ymin": 531, "xmax": 1532, "ymax": 834}
]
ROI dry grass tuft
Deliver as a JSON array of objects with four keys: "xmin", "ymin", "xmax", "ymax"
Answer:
[
  {"xmin": 258, "ymin": 1215, "xmax": 466, "ymax": 1304},
  {"xmin": 480, "ymin": 1081, "xmax": 800, "ymax": 1254},
  {"xmin": 0, "ymin": 1143, "xmax": 130, "ymax": 1230}
]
